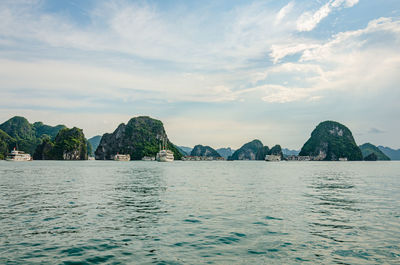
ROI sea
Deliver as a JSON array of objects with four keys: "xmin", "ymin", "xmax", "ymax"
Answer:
[{"xmin": 0, "ymin": 161, "xmax": 399, "ymax": 264}]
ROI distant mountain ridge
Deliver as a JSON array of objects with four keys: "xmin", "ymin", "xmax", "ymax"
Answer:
[
  {"xmin": 216, "ymin": 147, "xmax": 235, "ymax": 159},
  {"xmin": 88, "ymin": 135, "xmax": 102, "ymax": 156},
  {"xmin": 282, "ymin": 148, "xmax": 300, "ymax": 156},
  {"xmin": 177, "ymin": 146, "xmax": 192, "ymax": 156},
  {"xmin": 378, "ymin": 146, "xmax": 400, "ymax": 160}
]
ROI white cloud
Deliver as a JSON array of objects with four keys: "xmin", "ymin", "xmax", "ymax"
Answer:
[
  {"xmin": 275, "ymin": 2, "xmax": 294, "ymax": 25},
  {"xmin": 296, "ymin": 0, "xmax": 359, "ymax": 32},
  {"xmin": 253, "ymin": 17, "xmax": 400, "ymax": 103}
]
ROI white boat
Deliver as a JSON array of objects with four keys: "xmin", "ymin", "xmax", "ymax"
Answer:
[
  {"xmin": 142, "ymin": 156, "xmax": 155, "ymax": 161},
  {"xmin": 156, "ymin": 138, "xmax": 174, "ymax": 162},
  {"xmin": 156, "ymin": 149, "xmax": 174, "ymax": 162},
  {"xmin": 113, "ymin": 154, "xmax": 130, "ymax": 161},
  {"xmin": 6, "ymin": 148, "xmax": 32, "ymax": 161}
]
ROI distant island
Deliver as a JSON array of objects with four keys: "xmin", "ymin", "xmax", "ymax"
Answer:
[
  {"xmin": 0, "ymin": 116, "xmax": 397, "ymax": 161},
  {"xmin": 299, "ymin": 121, "xmax": 363, "ymax": 161},
  {"xmin": 95, "ymin": 116, "xmax": 182, "ymax": 160},
  {"xmin": 227, "ymin": 140, "xmax": 283, "ymax": 161}
]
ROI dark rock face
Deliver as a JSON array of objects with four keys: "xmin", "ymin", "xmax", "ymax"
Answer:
[
  {"xmin": 33, "ymin": 137, "xmax": 54, "ymax": 160},
  {"xmin": 269, "ymin": 145, "xmax": 283, "ymax": 156},
  {"xmin": 360, "ymin": 143, "xmax": 390, "ymax": 161},
  {"xmin": 34, "ymin": 127, "xmax": 88, "ymax": 160},
  {"xmin": 255, "ymin": 146, "xmax": 270, "ymax": 160},
  {"xmin": 299, "ymin": 121, "xmax": 363, "ymax": 161},
  {"xmin": 229, "ymin": 140, "xmax": 264, "ymax": 160},
  {"xmin": 95, "ymin": 116, "xmax": 182, "ymax": 160},
  {"xmin": 364, "ymin": 153, "xmax": 378, "ymax": 161},
  {"xmin": 190, "ymin": 145, "xmax": 221, "ymax": 157},
  {"xmin": 217, "ymin": 147, "xmax": 235, "ymax": 159}
]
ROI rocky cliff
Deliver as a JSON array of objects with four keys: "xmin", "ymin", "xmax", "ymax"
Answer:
[
  {"xmin": 255, "ymin": 146, "xmax": 270, "ymax": 160},
  {"xmin": 229, "ymin": 140, "xmax": 264, "ymax": 160},
  {"xmin": 299, "ymin": 121, "xmax": 363, "ymax": 161},
  {"xmin": 190, "ymin": 145, "xmax": 221, "ymax": 157},
  {"xmin": 34, "ymin": 127, "xmax": 88, "ymax": 160},
  {"xmin": 95, "ymin": 116, "xmax": 182, "ymax": 160}
]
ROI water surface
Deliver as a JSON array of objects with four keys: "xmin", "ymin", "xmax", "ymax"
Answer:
[{"xmin": 1, "ymin": 161, "xmax": 399, "ymax": 264}]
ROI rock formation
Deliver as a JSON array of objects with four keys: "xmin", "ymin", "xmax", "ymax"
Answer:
[
  {"xmin": 190, "ymin": 145, "xmax": 221, "ymax": 158},
  {"xmin": 299, "ymin": 121, "xmax": 363, "ymax": 161},
  {"xmin": 34, "ymin": 127, "xmax": 88, "ymax": 160},
  {"xmin": 95, "ymin": 116, "xmax": 182, "ymax": 160}
]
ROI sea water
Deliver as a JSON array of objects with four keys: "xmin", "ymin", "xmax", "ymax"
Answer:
[{"xmin": 0, "ymin": 161, "xmax": 399, "ymax": 264}]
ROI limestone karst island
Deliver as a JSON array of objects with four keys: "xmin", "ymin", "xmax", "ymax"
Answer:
[{"xmin": 0, "ymin": 116, "xmax": 396, "ymax": 162}]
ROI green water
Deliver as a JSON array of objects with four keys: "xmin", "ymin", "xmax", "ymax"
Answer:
[{"xmin": 0, "ymin": 161, "xmax": 399, "ymax": 264}]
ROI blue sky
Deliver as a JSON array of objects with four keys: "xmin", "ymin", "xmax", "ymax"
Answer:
[{"xmin": 0, "ymin": 0, "xmax": 399, "ymax": 149}]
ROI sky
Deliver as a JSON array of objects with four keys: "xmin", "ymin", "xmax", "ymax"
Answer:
[{"xmin": 0, "ymin": 0, "xmax": 399, "ymax": 150}]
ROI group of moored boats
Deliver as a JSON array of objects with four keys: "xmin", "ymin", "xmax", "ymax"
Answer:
[
  {"xmin": 5, "ymin": 148, "xmax": 174, "ymax": 162},
  {"xmin": 5, "ymin": 143, "xmax": 175, "ymax": 162},
  {"xmin": 113, "ymin": 139, "xmax": 174, "ymax": 162}
]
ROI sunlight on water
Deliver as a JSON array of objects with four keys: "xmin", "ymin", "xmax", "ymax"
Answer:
[{"xmin": 0, "ymin": 161, "xmax": 399, "ymax": 264}]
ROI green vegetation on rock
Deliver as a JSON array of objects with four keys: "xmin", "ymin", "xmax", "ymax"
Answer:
[
  {"xmin": 34, "ymin": 127, "xmax": 88, "ymax": 160},
  {"xmin": 0, "ymin": 116, "xmax": 66, "ymax": 155},
  {"xmin": 33, "ymin": 122, "xmax": 66, "ymax": 139},
  {"xmin": 0, "ymin": 129, "xmax": 16, "ymax": 160},
  {"xmin": 95, "ymin": 116, "xmax": 182, "ymax": 160},
  {"xmin": 190, "ymin": 145, "xmax": 221, "ymax": 157},
  {"xmin": 229, "ymin": 140, "xmax": 263, "ymax": 160},
  {"xmin": 229, "ymin": 140, "xmax": 283, "ymax": 161},
  {"xmin": 299, "ymin": 121, "xmax": 363, "ymax": 161},
  {"xmin": 359, "ymin": 143, "xmax": 390, "ymax": 161}
]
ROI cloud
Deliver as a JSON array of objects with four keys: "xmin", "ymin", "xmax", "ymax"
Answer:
[
  {"xmin": 275, "ymin": 2, "xmax": 294, "ymax": 25},
  {"xmin": 369, "ymin": 128, "xmax": 386, "ymax": 134},
  {"xmin": 296, "ymin": 0, "xmax": 359, "ymax": 32},
  {"xmin": 254, "ymin": 17, "xmax": 400, "ymax": 103}
]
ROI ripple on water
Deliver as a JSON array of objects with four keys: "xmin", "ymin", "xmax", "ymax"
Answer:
[{"xmin": 1, "ymin": 161, "xmax": 399, "ymax": 264}]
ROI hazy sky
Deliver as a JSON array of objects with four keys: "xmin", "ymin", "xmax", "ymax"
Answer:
[{"xmin": 0, "ymin": 0, "xmax": 399, "ymax": 149}]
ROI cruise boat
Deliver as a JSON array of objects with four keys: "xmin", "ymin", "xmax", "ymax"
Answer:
[
  {"xmin": 113, "ymin": 153, "xmax": 130, "ymax": 161},
  {"xmin": 156, "ymin": 138, "xmax": 174, "ymax": 162},
  {"xmin": 6, "ymin": 148, "xmax": 32, "ymax": 161},
  {"xmin": 156, "ymin": 149, "xmax": 174, "ymax": 162}
]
